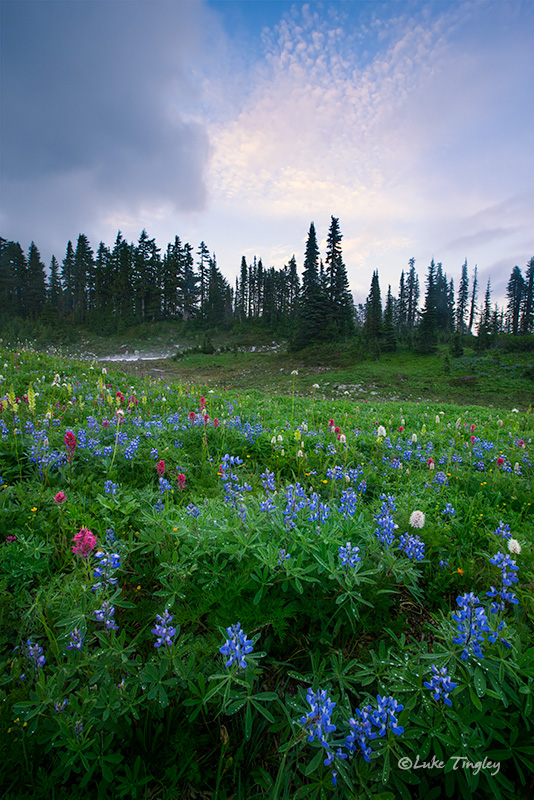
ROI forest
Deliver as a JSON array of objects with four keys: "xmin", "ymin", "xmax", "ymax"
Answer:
[{"xmin": 1, "ymin": 216, "xmax": 533, "ymax": 353}]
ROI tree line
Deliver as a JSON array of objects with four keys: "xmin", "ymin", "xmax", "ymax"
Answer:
[{"xmin": 1, "ymin": 220, "xmax": 533, "ymax": 352}]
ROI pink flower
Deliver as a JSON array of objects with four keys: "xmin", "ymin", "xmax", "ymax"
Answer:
[
  {"xmin": 177, "ymin": 473, "xmax": 186, "ymax": 490},
  {"xmin": 427, "ymin": 458, "xmax": 435, "ymax": 470},
  {"xmin": 188, "ymin": 411, "xmax": 196, "ymax": 422},
  {"xmin": 496, "ymin": 457, "xmax": 505, "ymax": 467},
  {"xmin": 64, "ymin": 431, "xmax": 76, "ymax": 461},
  {"xmin": 213, "ymin": 418, "xmax": 219, "ymax": 427},
  {"xmin": 470, "ymin": 436, "xmax": 476, "ymax": 444},
  {"xmin": 116, "ymin": 391, "xmax": 124, "ymax": 403},
  {"xmin": 102, "ymin": 419, "xmax": 110, "ymax": 428},
  {"xmin": 54, "ymin": 491, "xmax": 67, "ymax": 505},
  {"xmin": 71, "ymin": 528, "xmax": 97, "ymax": 558},
  {"xmin": 199, "ymin": 396, "xmax": 206, "ymax": 411},
  {"xmin": 470, "ymin": 424, "xmax": 476, "ymax": 433},
  {"xmin": 398, "ymin": 426, "xmax": 404, "ymax": 432},
  {"xmin": 156, "ymin": 460, "xmax": 165, "ymax": 476},
  {"xmin": 6, "ymin": 535, "xmax": 17, "ymax": 543}
]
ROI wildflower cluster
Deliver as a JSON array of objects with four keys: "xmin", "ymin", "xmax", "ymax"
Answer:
[
  {"xmin": 451, "ymin": 592, "xmax": 491, "ymax": 661},
  {"xmin": 338, "ymin": 541, "xmax": 361, "ymax": 568},
  {"xmin": 94, "ymin": 600, "xmax": 119, "ymax": 631},
  {"xmin": 219, "ymin": 622, "xmax": 254, "ymax": 669},
  {"xmin": 487, "ymin": 552, "xmax": 519, "ymax": 613},
  {"xmin": 300, "ymin": 688, "xmax": 336, "ymax": 748},
  {"xmin": 71, "ymin": 527, "xmax": 97, "ymax": 558},
  {"xmin": 374, "ymin": 494, "xmax": 398, "ymax": 548},
  {"xmin": 346, "ymin": 695, "xmax": 404, "ymax": 762},
  {"xmin": 151, "ymin": 610, "xmax": 176, "ymax": 648},
  {"xmin": 398, "ymin": 532, "xmax": 425, "ymax": 561},
  {"xmin": 424, "ymin": 665, "xmax": 457, "ymax": 706}
]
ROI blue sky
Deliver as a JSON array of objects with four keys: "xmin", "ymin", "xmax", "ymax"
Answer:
[{"xmin": 1, "ymin": 0, "xmax": 533, "ymax": 307}]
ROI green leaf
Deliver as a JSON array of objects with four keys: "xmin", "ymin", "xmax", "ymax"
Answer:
[
  {"xmin": 304, "ymin": 747, "xmax": 325, "ymax": 777},
  {"xmin": 473, "ymin": 667, "xmax": 486, "ymax": 698}
]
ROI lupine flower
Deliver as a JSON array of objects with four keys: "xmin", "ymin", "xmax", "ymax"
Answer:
[
  {"xmin": 451, "ymin": 592, "xmax": 491, "ymax": 661},
  {"xmin": 54, "ymin": 699, "xmax": 68, "ymax": 713},
  {"xmin": 219, "ymin": 622, "xmax": 254, "ymax": 669},
  {"xmin": 74, "ymin": 719, "xmax": 84, "ymax": 737},
  {"xmin": 398, "ymin": 532, "xmax": 425, "ymax": 561},
  {"xmin": 92, "ymin": 550, "xmax": 121, "ymax": 591},
  {"xmin": 278, "ymin": 549, "xmax": 290, "ymax": 565},
  {"xmin": 94, "ymin": 600, "xmax": 118, "ymax": 630},
  {"xmin": 487, "ymin": 552, "xmax": 519, "ymax": 613},
  {"xmin": 66, "ymin": 628, "xmax": 85, "ymax": 651},
  {"xmin": 156, "ymin": 460, "xmax": 165, "ymax": 476},
  {"xmin": 54, "ymin": 491, "xmax": 67, "ymax": 504},
  {"xmin": 374, "ymin": 494, "xmax": 398, "ymax": 548},
  {"xmin": 300, "ymin": 688, "xmax": 336, "ymax": 748},
  {"xmin": 494, "ymin": 521, "xmax": 511, "ymax": 540},
  {"xmin": 27, "ymin": 639, "xmax": 46, "ymax": 671},
  {"xmin": 424, "ymin": 665, "xmax": 457, "ymax": 706},
  {"xmin": 185, "ymin": 503, "xmax": 200, "ymax": 518},
  {"xmin": 151, "ymin": 610, "xmax": 176, "ymax": 648},
  {"xmin": 339, "ymin": 542, "xmax": 361, "ymax": 567},
  {"xmin": 442, "ymin": 503, "xmax": 456, "ymax": 516},
  {"xmin": 409, "ymin": 510, "xmax": 425, "ymax": 529},
  {"xmin": 104, "ymin": 480, "xmax": 117, "ymax": 495},
  {"xmin": 324, "ymin": 748, "xmax": 348, "ymax": 786},
  {"xmin": 346, "ymin": 695, "xmax": 404, "ymax": 762},
  {"xmin": 71, "ymin": 528, "xmax": 97, "ymax": 558}
]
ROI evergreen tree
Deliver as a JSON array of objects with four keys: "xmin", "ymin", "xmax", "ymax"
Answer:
[
  {"xmin": 506, "ymin": 265, "xmax": 525, "ymax": 335},
  {"xmin": 73, "ymin": 235, "xmax": 94, "ymax": 324},
  {"xmin": 468, "ymin": 264, "xmax": 478, "ymax": 333},
  {"xmin": 182, "ymin": 243, "xmax": 199, "ymax": 321},
  {"xmin": 456, "ymin": 260, "xmax": 469, "ymax": 333},
  {"xmin": 397, "ymin": 270, "xmax": 407, "ymax": 333},
  {"xmin": 324, "ymin": 216, "xmax": 354, "ymax": 338},
  {"xmin": 293, "ymin": 222, "xmax": 327, "ymax": 350},
  {"xmin": 520, "ymin": 257, "xmax": 534, "ymax": 334},
  {"xmin": 416, "ymin": 260, "xmax": 438, "ymax": 354},
  {"xmin": 26, "ymin": 242, "xmax": 47, "ymax": 319},
  {"xmin": 382, "ymin": 285, "xmax": 397, "ymax": 351},
  {"xmin": 446, "ymin": 279, "xmax": 455, "ymax": 332},
  {"xmin": 0, "ymin": 240, "xmax": 26, "ymax": 317},
  {"xmin": 477, "ymin": 279, "xmax": 492, "ymax": 350},
  {"xmin": 364, "ymin": 270, "xmax": 382, "ymax": 340},
  {"xmin": 435, "ymin": 262, "xmax": 450, "ymax": 331},
  {"xmin": 61, "ymin": 241, "xmax": 75, "ymax": 316},
  {"xmin": 406, "ymin": 259, "xmax": 419, "ymax": 329},
  {"xmin": 197, "ymin": 241, "xmax": 210, "ymax": 319}
]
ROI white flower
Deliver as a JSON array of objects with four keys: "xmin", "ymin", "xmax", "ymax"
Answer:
[
  {"xmin": 271, "ymin": 436, "xmax": 277, "ymax": 445},
  {"xmin": 277, "ymin": 434, "xmax": 283, "ymax": 443},
  {"xmin": 435, "ymin": 415, "xmax": 440, "ymax": 424},
  {"xmin": 377, "ymin": 425, "xmax": 386, "ymax": 438},
  {"xmin": 338, "ymin": 433, "xmax": 347, "ymax": 444},
  {"xmin": 497, "ymin": 419, "xmax": 504, "ymax": 427},
  {"xmin": 291, "ymin": 370, "xmax": 298, "ymax": 375},
  {"xmin": 508, "ymin": 539, "xmax": 521, "ymax": 554},
  {"xmin": 312, "ymin": 383, "xmax": 320, "ymax": 389},
  {"xmin": 411, "ymin": 433, "xmax": 417, "ymax": 443},
  {"xmin": 297, "ymin": 449, "xmax": 304, "ymax": 458},
  {"xmin": 511, "ymin": 408, "xmax": 519, "ymax": 413},
  {"xmin": 102, "ymin": 367, "xmax": 107, "ymax": 374},
  {"xmin": 409, "ymin": 510, "xmax": 425, "ymax": 529},
  {"xmin": 514, "ymin": 462, "xmax": 521, "ymax": 474}
]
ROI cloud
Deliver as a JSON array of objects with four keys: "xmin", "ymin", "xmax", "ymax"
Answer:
[{"xmin": 1, "ymin": 0, "xmax": 219, "ymax": 250}]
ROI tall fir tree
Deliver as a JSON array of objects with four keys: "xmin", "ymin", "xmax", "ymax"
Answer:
[
  {"xmin": 324, "ymin": 216, "xmax": 354, "ymax": 338},
  {"xmin": 25, "ymin": 242, "xmax": 47, "ymax": 319},
  {"xmin": 456, "ymin": 259, "xmax": 469, "ymax": 333},
  {"xmin": 364, "ymin": 270, "xmax": 382, "ymax": 340},
  {"xmin": 293, "ymin": 222, "xmax": 327, "ymax": 350},
  {"xmin": 520, "ymin": 257, "xmax": 534, "ymax": 334},
  {"xmin": 468, "ymin": 264, "xmax": 478, "ymax": 333},
  {"xmin": 506, "ymin": 265, "xmax": 525, "ymax": 335},
  {"xmin": 416, "ymin": 260, "xmax": 438, "ymax": 354}
]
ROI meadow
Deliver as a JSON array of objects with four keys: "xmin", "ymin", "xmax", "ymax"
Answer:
[{"xmin": 0, "ymin": 343, "xmax": 533, "ymax": 800}]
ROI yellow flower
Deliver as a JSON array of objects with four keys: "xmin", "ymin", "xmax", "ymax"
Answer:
[{"xmin": 31, "ymin": 507, "xmax": 37, "ymax": 512}]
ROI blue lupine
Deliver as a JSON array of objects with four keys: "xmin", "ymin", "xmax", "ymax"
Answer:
[
  {"xmin": 442, "ymin": 503, "xmax": 456, "ymax": 516},
  {"xmin": 104, "ymin": 480, "xmax": 117, "ymax": 495},
  {"xmin": 185, "ymin": 503, "xmax": 200, "ymax": 518},
  {"xmin": 451, "ymin": 592, "xmax": 491, "ymax": 661},
  {"xmin": 493, "ymin": 521, "xmax": 511, "ymax": 540},
  {"xmin": 260, "ymin": 469, "xmax": 276, "ymax": 493},
  {"xmin": 300, "ymin": 688, "xmax": 336, "ymax": 748},
  {"xmin": 27, "ymin": 639, "xmax": 45, "ymax": 671},
  {"xmin": 54, "ymin": 699, "xmax": 68, "ymax": 713},
  {"xmin": 346, "ymin": 695, "xmax": 404, "ymax": 762},
  {"xmin": 398, "ymin": 532, "xmax": 425, "ymax": 562},
  {"xmin": 151, "ymin": 610, "xmax": 176, "ymax": 648},
  {"xmin": 424, "ymin": 665, "xmax": 457, "ymax": 706},
  {"xmin": 219, "ymin": 622, "xmax": 254, "ymax": 669},
  {"xmin": 94, "ymin": 600, "xmax": 119, "ymax": 631},
  {"xmin": 324, "ymin": 747, "xmax": 348, "ymax": 786},
  {"xmin": 66, "ymin": 628, "xmax": 84, "ymax": 651},
  {"xmin": 339, "ymin": 488, "xmax": 360, "ymax": 518},
  {"xmin": 92, "ymin": 550, "xmax": 120, "ymax": 591},
  {"xmin": 278, "ymin": 549, "xmax": 290, "ymax": 565},
  {"xmin": 487, "ymin": 552, "xmax": 519, "ymax": 613},
  {"xmin": 339, "ymin": 542, "xmax": 361, "ymax": 567},
  {"xmin": 374, "ymin": 494, "xmax": 398, "ymax": 548}
]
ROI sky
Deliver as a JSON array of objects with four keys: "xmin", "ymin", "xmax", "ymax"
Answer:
[{"xmin": 1, "ymin": 0, "xmax": 533, "ymax": 308}]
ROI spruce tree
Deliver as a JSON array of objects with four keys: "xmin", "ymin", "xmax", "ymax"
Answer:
[
  {"xmin": 416, "ymin": 260, "xmax": 438, "ymax": 354},
  {"xmin": 520, "ymin": 257, "xmax": 534, "ymax": 334},
  {"xmin": 293, "ymin": 222, "xmax": 327, "ymax": 350},
  {"xmin": 26, "ymin": 242, "xmax": 47, "ymax": 319},
  {"xmin": 506, "ymin": 266, "xmax": 525, "ymax": 335},
  {"xmin": 364, "ymin": 270, "xmax": 382, "ymax": 340},
  {"xmin": 382, "ymin": 285, "xmax": 397, "ymax": 352},
  {"xmin": 324, "ymin": 216, "xmax": 354, "ymax": 338},
  {"xmin": 456, "ymin": 260, "xmax": 469, "ymax": 333}
]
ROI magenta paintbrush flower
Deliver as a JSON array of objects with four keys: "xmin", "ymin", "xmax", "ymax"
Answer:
[{"xmin": 71, "ymin": 527, "xmax": 97, "ymax": 558}]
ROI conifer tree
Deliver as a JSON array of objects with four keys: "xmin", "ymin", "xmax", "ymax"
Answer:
[
  {"xmin": 61, "ymin": 240, "xmax": 75, "ymax": 316},
  {"xmin": 468, "ymin": 265, "xmax": 478, "ymax": 333},
  {"xmin": 364, "ymin": 270, "xmax": 382, "ymax": 339},
  {"xmin": 26, "ymin": 242, "xmax": 47, "ymax": 319},
  {"xmin": 397, "ymin": 270, "xmax": 407, "ymax": 333},
  {"xmin": 324, "ymin": 216, "xmax": 354, "ymax": 338},
  {"xmin": 416, "ymin": 260, "xmax": 438, "ymax": 354},
  {"xmin": 456, "ymin": 260, "xmax": 469, "ymax": 333},
  {"xmin": 406, "ymin": 259, "xmax": 419, "ymax": 329},
  {"xmin": 293, "ymin": 222, "xmax": 326, "ymax": 350},
  {"xmin": 520, "ymin": 257, "xmax": 534, "ymax": 334},
  {"xmin": 382, "ymin": 285, "xmax": 397, "ymax": 351},
  {"xmin": 506, "ymin": 265, "xmax": 525, "ymax": 335}
]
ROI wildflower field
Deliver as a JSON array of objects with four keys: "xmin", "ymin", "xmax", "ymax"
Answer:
[{"xmin": 1, "ymin": 346, "xmax": 533, "ymax": 800}]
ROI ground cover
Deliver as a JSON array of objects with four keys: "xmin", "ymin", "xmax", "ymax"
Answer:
[{"xmin": 0, "ymin": 345, "xmax": 533, "ymax": 799}]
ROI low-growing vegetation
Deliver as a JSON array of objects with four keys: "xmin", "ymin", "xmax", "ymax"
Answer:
[{"xmin": 0, "ymin": 345, "xmax": 533, "ymax": 799}]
